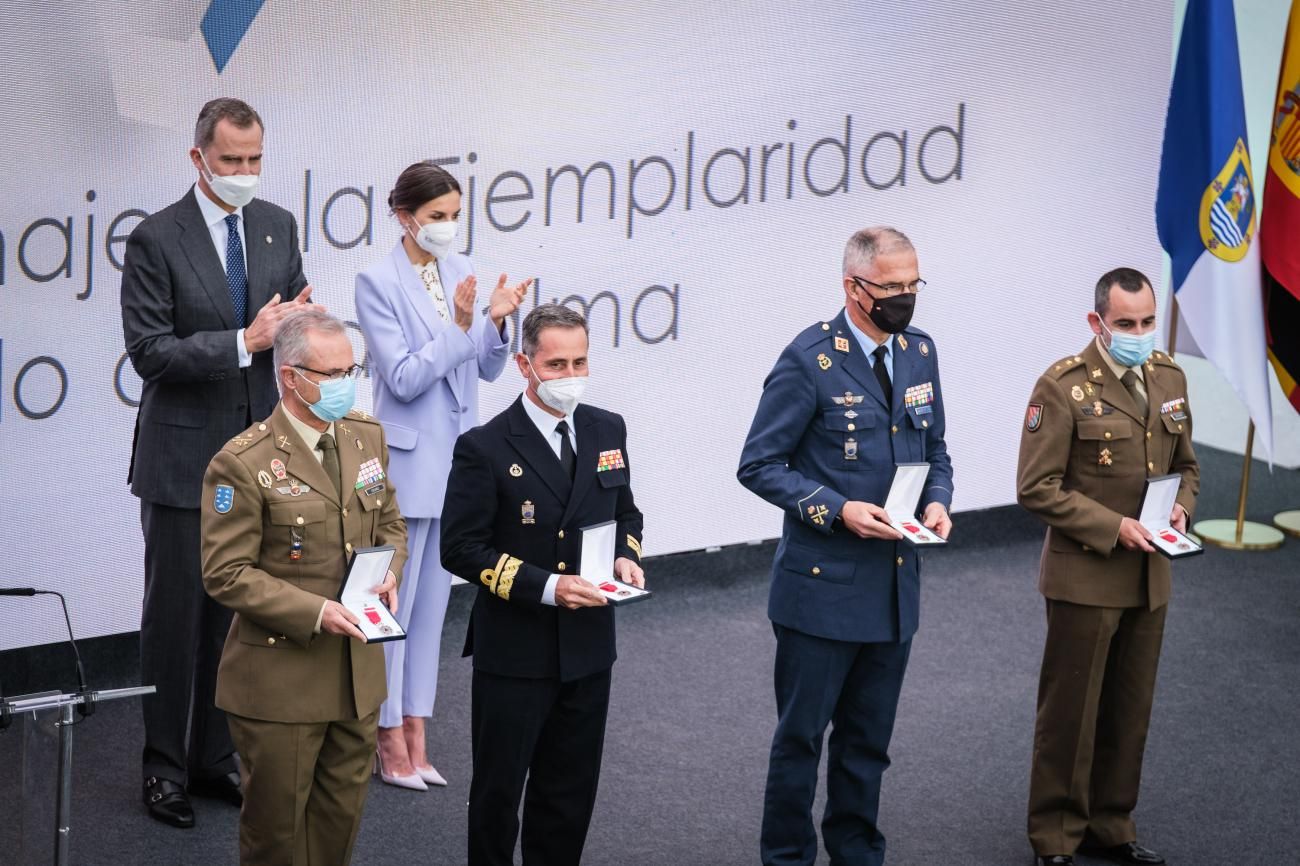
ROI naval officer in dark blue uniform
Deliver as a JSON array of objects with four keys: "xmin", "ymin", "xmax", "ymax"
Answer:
[{"xmin": 738, "ymin": 226, "xmax": 954, "ymax": 866}]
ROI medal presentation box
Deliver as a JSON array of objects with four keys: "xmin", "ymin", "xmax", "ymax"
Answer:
[
  {"xmin": 580, "ymin": 520, "xmax": 652, "ymax": 606},
  {"xmin": 340, "ymin": 545, "xmax": 407, "ymax": 642},
  {"xmin": 885, "ymin": 463, "xmax": 946, "ymax": 546},
  {"xmin": 1141, "ymin": 474, "xmax": 1203, "ymax": 559}
]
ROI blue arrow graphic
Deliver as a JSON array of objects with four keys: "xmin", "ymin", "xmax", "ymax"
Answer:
[{"xmin": 201, "ymin": 0, "xmax": 268, "ymax": 73}]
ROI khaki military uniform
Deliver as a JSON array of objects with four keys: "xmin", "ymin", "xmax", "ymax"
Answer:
[
  {"xmin": 201, "ymin": 403, "xmax": 407, "ymax": 866},
  {"xmin": 1016, "ymin": 338, "xmax": 1198, "ymax": 857}
]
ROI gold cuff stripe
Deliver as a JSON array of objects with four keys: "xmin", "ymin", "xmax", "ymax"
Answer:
[{"xmin": 626, "ymin": 535, "xmax": 642, "ymax": 560}]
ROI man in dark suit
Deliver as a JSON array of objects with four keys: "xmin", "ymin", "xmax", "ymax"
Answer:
[
  {"xmin": 441, "ymin": 303, "xmax": 645, "ymax": 866},
  {"xmin": 738, "ymin": 227, "xmax": 954, "ymax": 866},
  {"xmin": 120, "ymin": 97, "xmax": 319, "ymax": 828}
]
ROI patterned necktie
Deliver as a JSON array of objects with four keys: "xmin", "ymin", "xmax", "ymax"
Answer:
[
  {"xmin": 555, "ymin": 420, "xmax": 576, "ymax": 479},
  {"xmin": 872, "ymin": 345, "xmax": 893, "ymax": 406},
  {"xmin": 1122, "ymin": 370, "xmax": 1148, "ymax": 419},
  {"xmin": 224, "ymin": 214, "xmax": 248, "ymax": 326},
  {"xmin": 317, "ymin": 433, "xmax": 341, "ymax": 497}
]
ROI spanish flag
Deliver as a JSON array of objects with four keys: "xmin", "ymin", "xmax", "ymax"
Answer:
[{"xmin": 1260, "ymin": 0, "xmax": 1300, "ymax": 414}]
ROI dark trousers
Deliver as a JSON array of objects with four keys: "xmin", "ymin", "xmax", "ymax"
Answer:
[
  {"xmin": 139, "ymin": 500, "xmax": 236, "ymax": 783},
  {"xmin": 761, "ymin": 624, "xmax": 912, "ymax": 866},
  {"xmin": 468, "ymin": 667, "xmax": 612, "ymax": 866},
  {"xmin": 1027, "ymin": 599, "xmax": 1167, "ymax": 856}
]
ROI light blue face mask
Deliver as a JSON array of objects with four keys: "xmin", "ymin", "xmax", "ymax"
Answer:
[
  {"xmin": 294, "ymin": 368, "xmax": 356, "ymax": 422},
  {"xmin": 1100, "ymin": 321, "xmax": 1157, "ymax": 368}
]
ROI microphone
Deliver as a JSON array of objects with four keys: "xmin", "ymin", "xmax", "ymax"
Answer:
[{"xmin": 0, "ymin": 588, "xmax": 95, "ymax": 718}]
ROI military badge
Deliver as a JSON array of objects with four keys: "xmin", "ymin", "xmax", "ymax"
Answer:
[
  {"xmin": 1025, "ymin": 403, "xmax": 1043, "ymax": 432},
  {"xmin": 213, "ymin": 484, "xmax": 234, "ymax": 514},
  {"xmin": 521, "ymin": 500, "xmax": 536, "ymax": 525},
  {"xmin": 817, "ymin": 353, "xmax": 832, "ymax": 371},
  {"xmin": 1199, "ymin": 138, "xmax": 1255, "ymax": 262},
  {"xmin": 597, "ymin": 449, "xmax": 626, "ymax": 471},
  {"xmin": 271, "ymin": 459, "xmax": 287, "ymax": 480},
  {"xmin": 1071, "ymin": 386, "xmax": 1085, "ymax": 402},
  {"xmin": 897, "ymin": 334, "xmax": 908, "ymax": 351},
  {"xmin": 257, "ymin": 470, "xmax": 273, "ymax": 489},
  {"xmin": 354, "ymin": 457, "xmax": 385, "ymax": 490},
  {"xmin": 1099, "ymin": 447, "xmax": 1113, "ymax": 466},
  {"xmin": 919, "ymin": 342, "xmax": 929, "ymax": 356},
  {"xmin": 834, "ymin": 336, "xmax": 850, "ymax": 353},
  {"xmin": 509, "ymin": 463, "xmax": 523, "ymax": 477},
  {"xmin": 832, "ymin": 391, "xmax": 864, "ymax": 408},
  {"xmin": 1091, "ymin": 368, "xmax": 1103, "ymax": 379},
  {"xmin": 844, "ymin": 437, "xmax": 858, "ymax": 460}
]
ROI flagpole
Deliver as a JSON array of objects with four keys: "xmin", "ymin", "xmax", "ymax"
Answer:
[
  {"xmin": 1194, "ymin": 420, "xmax": 1286, "ymax": 550},
  {"xmin": 1167, "ymin": 294, "xmax": 1180, "ymax": 357}
]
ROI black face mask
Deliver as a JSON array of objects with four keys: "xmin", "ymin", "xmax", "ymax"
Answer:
[{"xmin": 852, "ymin": 289, "xmax": 916, "ymax": 334}]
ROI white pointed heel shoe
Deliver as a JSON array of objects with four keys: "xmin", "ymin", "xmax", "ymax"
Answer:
[
  {"xmin": 415, "ymin": 765, "xmax": 448, "ymax": 787},
  {"xmin": 373, "ymin": 748, "xmax": 428, "ymax": 791}
]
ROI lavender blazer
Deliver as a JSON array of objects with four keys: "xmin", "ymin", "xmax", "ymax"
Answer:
[{"xmin": 355, "ymin": 242, "xmax": 510, "ymax": 518}]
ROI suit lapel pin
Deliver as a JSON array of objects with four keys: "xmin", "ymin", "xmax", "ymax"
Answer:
[
  {"xmin": 509, "ymin": 463, "xmax": 523, "ymax": 477},
  {"xmin": 266, "ymin": 235, "xmax": 273, "ymax": 244}
]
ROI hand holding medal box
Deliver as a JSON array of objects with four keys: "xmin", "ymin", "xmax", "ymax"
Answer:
[
  {"xmin": 579, "ymin": 520, "xmax": 652, "ymax": 606},
  {"xmin": 1140, "ymin": 475, "xmax": 1203, "ymax": 559},
  {"xmin": 338, "ymin": 546, "xmax": 407, "ymax": 642},
  {"xmin": 884, "ymin": 463, "xmax": 947, "ymax": 546}
]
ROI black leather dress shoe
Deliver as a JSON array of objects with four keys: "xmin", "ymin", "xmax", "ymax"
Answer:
[
  {"xmin": 1038, "ymin": 856, "xmax": 1074, "ymax": 865},
  {"xmin": 1079, "ymin": 841, "xmax": 1166, "ymax": 865},
  {"xmin": 188, "ymin": 771, "xmax": 243, "ymax": 807},
  {"xmin": 143, "ymin": 777, "xmax": 195, "ymax": 828}
]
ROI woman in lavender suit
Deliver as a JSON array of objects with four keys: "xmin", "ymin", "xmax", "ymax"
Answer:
[{"xmin": 355, "ymin": 162, "xmax": 528, "ymax": 790}]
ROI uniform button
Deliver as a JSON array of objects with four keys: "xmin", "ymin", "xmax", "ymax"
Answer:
[
  {"xmin": 345, "ymin": 543, "xmax": 353, "ymax": 553},
  {"xmin": 557, "ymin": 561, "xmax": 566, "ymax": 571},
  {"xmin": 922, "ymin": 419, "xmax": 929, "ymax": 428},
  {"xmin": 891, "ymin": 425, "xmax": 898, "ymax": 434},
  {"xmin": 258, "ymin": 423, "xmax": 267, "ymax": 431},
  {"xmin": 376, "ymin": 498, "xmax": 383, "ymax": 506},
  {"xmin": 296, "ymin": 516, "xmax": 305, "ymax": 525},
  {"xmin": 1104, "ymin": 431, "xmax": 1112, "ymax": 440},
  {"xmin": 267, "ymin": 637, "xmax": 276, "ymax": 646},
  {"xmin": 1148, "ymin": 461, "xmax": 1155, "ymax": 471},
  {"xmin": 1146, "ymin": 431, "xmax": 1152, "ymax": 439},
  {"xmin": 847, "ymin": 423, "xmax": 856, "ymax": 431},
  {"xmin": 558, "ymin": 530, "xmax": 565, "ymax": 539},
  {"xmin": 811, "ymin": 566, "xmax": 821, "ymax": 575},
  {"xmin": 896, "ymin": 556, "xmax": 904, "ymax": 566},
  {"xmin": 821, "ymin": 323, "xmax": 830, "ymax": 331},
  {"xmin": 342, "ymin": 508, "xmax": 349, "ymax": 517},
  {"xmin": 1177, "ymin": 423, "xmax": 1184, "ymax": 432}
]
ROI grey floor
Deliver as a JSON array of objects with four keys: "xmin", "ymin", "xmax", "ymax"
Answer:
[{"xmin": 3, "ymin": 445, "xmax": 1298, "ymax": 865}]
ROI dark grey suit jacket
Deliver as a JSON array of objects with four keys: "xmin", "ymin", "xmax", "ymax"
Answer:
[{"xmin": 121, "ymin": 187, "xmax": 308, "ymax": 509}]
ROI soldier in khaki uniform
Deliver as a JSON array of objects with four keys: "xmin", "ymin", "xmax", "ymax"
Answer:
[
  {"xmin": 201, "ymin": 310, "xmax": 407, "ymax": 866},
  {"xmin": 1017, "ymin": 268, "xmax": 1198, "ymax": 866}
]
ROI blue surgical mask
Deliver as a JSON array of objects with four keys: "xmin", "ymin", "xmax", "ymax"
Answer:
[
  {"xmin": 294, "ymin": 368, "xmax": 356, "ymax": 422},
  {"xmin": 1100, "ymin": 321, "xmax": 1157, "ymax": 368}
]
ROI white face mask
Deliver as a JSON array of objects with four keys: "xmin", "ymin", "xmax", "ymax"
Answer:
[
  {"xmin": 408, "ymin": 217, "xmax": 458, "ymax": 258},
  {"xmin": 531, "ymin": 364, "xmax": 587, "ymax": 416},
  {"xmin": 199, "ymin": 150, "xmax": 259, "ymax": 208}
]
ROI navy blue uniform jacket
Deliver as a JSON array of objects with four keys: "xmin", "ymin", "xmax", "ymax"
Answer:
[
  {"xmin": 442, "ymin": 396, "xmax": 644, "ymax": 682},
  {"xmin": 738, "ymin": 310, "xmax": 953, "ymax": 643}
]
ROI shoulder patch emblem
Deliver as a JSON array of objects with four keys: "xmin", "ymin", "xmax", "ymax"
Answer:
[
  {"xmin": 214, "ymin": 484, "xmax": 234, "ymax": 514},
  {"xmin": 1026, "ymin": 403, "xmax": 1043, "ymax": 432}
]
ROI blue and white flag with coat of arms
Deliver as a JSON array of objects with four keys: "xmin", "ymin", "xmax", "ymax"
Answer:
[{"xmin": 1156, "ymin": 0, "xmax": 1273, "ymax": 458}]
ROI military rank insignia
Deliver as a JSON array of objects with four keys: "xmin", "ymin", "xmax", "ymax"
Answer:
[
  {"xmin": 214, "ymin": 484, "xmax": 234, "ymax": 514},
  {"xmin": 897, "ymin": 334, "xmax": 909, "ymax": 351},
  {"xmin": 1098, "ymin": 447, "xmax": 1113, "ymax": 466},
  {"xmin": 834, "ymin": 336, "xmax": 850, "ymax": 353},
  {"xmin": 1025, "ymin": 403, "xmax": 1043, "ymax": 432},
  {"xmin": 354, "ymin": 457, "xmax": 385, "ymax": 490},
  {"xmin": 597, "ymin": 449, "xmax": 626, "ymax": 471}
]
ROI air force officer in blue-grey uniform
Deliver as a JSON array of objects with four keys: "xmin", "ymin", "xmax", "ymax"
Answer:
[{"xmin": 738, "ymin": 226, "xmax": 954, "ymax": 866}]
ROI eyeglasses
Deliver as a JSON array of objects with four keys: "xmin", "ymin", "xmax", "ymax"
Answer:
[
  {"xmin": 851, "ymin": 276, "xmax": 927, "ymax": 297},
  {"xmin": 295, "ymin": 364, "xmax": 362, "ymax": 383}
]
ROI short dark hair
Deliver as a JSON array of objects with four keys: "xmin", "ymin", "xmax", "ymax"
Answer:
[
  {"xmin": 522, "ymin": 304, "xmax": 588, "ymax": 357},
  {"xmin": 194, "ymin": 98, "xmax": 263, "ymax": 150},
  {"xmin": 388, "ymin": 161, "xmax": 462, "ymax": 214},
  {"xmin": 1094, "ymin": 267, "xmax": 1154, "ymax": 317}
]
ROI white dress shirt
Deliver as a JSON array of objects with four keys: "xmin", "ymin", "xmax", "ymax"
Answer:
[
  {"xmin": 520, "ymin": 394, "xmax": 576, "ymax": 606},
  {"xmin": 193, "ymin": 186, "xmax": 253, "ymax": 368}
]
